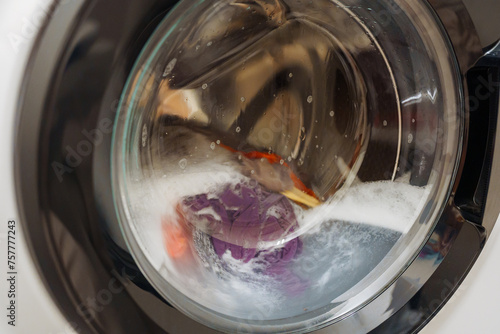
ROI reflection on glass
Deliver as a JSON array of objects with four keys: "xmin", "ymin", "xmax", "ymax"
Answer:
[{"xmin": 112, "ymin": 0, "xmax": 462, "ymax": 332}]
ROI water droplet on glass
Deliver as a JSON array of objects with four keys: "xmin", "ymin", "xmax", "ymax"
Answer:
[
  {"xmin": 408, "ymin": 134, "xmax": 414, "ymax": 144},
  {"xmin": 162, "ymin": 58, "xmax": 177, "ymax": 77},
  {"xmin": 179, "ymin": 158, "xmax": 187, "ymax": 170},
  {"xmin": 307, "ymin": 95, "xmax": 313, "ymax": 104},
  {"xmin": 142, "ymin": 125, "xmax": 148, "ymax": 147}
]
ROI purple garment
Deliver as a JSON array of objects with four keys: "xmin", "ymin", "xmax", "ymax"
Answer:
[{"xmin": 181, "ymin": 182, "xmax": 306, "ymax": 293}]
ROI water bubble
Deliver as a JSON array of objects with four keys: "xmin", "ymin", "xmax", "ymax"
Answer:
[
  {"xmin": 207, "ymin": 41, "xmax": 213, "ymax": 47},
  {"xmin": 289, "ymin": 73, "xmax": 293, "ymax": 78},
  {"xmin": 179, "ymin": 158, "xmax": 187, "ymax": 170},
  {"xmin": 202, "ymin": 83, "xmax": 208, "ymax": 90},
  {"xmin": 383, "ymin": 120, "xmax": 388, "ymax": 127},
  {"xmin": 216, "ymin": 140, "xmax": 221, "ymax": 145},
  {"xmin": 236, "ymin": 127, "xmax": 241, "ymax": 133},
  {"xmin": 408, "ymin": 134, "xmax": 414, "ymax": 144},
  {"xmin": 412, "ymin": 118, "xmax": 416, "ymax": 123},
  {"xmin": 210, "ymin": 142, "xmax": 216, "ymax": 150},
  {"xmin": 330, "ymin": 110, "xmax": 335, "ymax": 117},
  {"xmin": 307, "ymin": 95, "xmax": 313, "ymax": 104},
  {"xmin": 240, "ymin": 97, "xmax": 246, "ymax": 102},
  {"xmin": 288, "ymin": 156, "xmax": 292, "ymax": 162},
  {"xmin": 280, "ymin": 159, "xmax": 285, "ymax": 165}
]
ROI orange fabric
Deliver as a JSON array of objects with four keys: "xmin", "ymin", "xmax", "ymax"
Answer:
[
  {"xmin": 219, "ymin": 143, "xmax": 318, "ymax": 199},
  {"xmin": 242, "ymin": 151, "xmax": 282, "ymax": 164},
  {"xmin": 162, "ymin": 212, "xmax": 189, "ymax": 258},
  {"xmin": 289, "ymin": 172, "xmax": 317, "ymax": 198}
]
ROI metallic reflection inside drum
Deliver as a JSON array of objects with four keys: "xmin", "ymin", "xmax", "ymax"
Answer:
[{"xmin": 14, "ymin": 0, "xmax": 500, "ymax": 333}]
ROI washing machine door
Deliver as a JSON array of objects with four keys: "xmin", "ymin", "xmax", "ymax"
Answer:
[{"xmin": 14, "ymin": 0, "xmax": 499, "ymax": 333}]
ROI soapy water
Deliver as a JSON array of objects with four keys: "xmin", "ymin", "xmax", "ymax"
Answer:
[{"xmin": 125, "ymin": 155, "xmax": 428, "ymax": 320}]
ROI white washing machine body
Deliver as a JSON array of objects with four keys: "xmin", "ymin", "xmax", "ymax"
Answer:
[
  {"xmin": 0, "ymin": 1, "xmax": 80, "ymax": 333},
  {"xmin": 0, "ymin": 0, "xmax": 499, "ymax": 333}
]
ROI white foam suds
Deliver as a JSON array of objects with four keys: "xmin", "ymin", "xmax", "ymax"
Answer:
[
  {"xmin": 123, "ymin": 159, "xmax": 432, "ymax": 319},
  {"xmin": 294, "ymin": 180, "xmax": 431, "ymax": 235}
]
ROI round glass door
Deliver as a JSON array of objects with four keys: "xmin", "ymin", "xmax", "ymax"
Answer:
[{"xmin": 112, "ymin": 0, "xmax": 463, "ymax": 332}]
